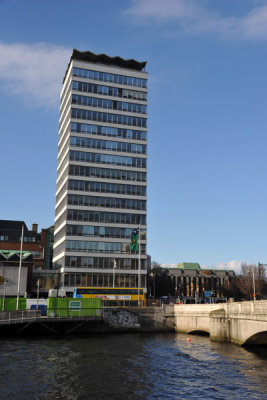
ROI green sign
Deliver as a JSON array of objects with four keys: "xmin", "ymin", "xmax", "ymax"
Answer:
[{"xmin": 69, "ymin": 301, "xmax": 81, "ymax": 310}]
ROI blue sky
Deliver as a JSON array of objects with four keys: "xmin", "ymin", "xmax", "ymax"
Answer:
[{"xmin": 0, "ymin": 0, "xmax": 267, "ymax": 272}]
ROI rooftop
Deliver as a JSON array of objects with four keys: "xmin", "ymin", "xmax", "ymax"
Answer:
[
  {"xmin": 63, "ymin": 49, "xmax": 147, "ymax": 83},
  {"xmin": 177, "ymin": 263, "xmax": 201, "ymax": 270}
]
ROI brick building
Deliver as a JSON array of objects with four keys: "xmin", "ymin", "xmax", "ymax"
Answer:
[{"xmin": 0, "ymin": 220, "xmax": 55, "ymax": 296}]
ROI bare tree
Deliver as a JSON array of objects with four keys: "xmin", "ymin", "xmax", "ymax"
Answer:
[
  {"xmin": 149, "ymin": 261, "xmax": 172, "ymax": 298},
  {"xmin": 233, "ymin": 264, "xmax": 266, "ymax": 300}
]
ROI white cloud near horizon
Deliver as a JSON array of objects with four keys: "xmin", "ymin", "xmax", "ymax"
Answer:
[
  {"xmin": 0, "ymin": 42, "xmax": 71, "ymax": 109},
  {"xmin": 124, "ymin": 0, "xmax": 267, "ymax": 41},
  {"xmin": 205, "ymin": 260, "xmax": 243, "ymax": 273}
]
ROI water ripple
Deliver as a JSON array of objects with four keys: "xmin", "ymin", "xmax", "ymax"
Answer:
[{"xmin": 0, "ymin": 334, "xmax": 266, "ymax": 400}]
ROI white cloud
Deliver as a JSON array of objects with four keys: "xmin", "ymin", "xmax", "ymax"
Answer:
[
  {"xmin": 0, "ymin": 42, "xmax": 71, "ymax": 109},
  {"xmin": 124, "ymin": 0, "xmax": 267, "ymax": 41},
  {"xmin": 161, "ymin": 263, "xmax": 177, "ymax": 269},
  {"xmin": 202, "ymin": 260, "xmax": 243, "ymax": 274}
]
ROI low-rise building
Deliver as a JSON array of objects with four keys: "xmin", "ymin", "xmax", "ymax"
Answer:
[
  {"xmin": 167, "ymin": 262, "xmax": 235, "ymax": 303},
  {"xmin": 0, "ymin": 220, "xmax": 55, "ymax": 297}
]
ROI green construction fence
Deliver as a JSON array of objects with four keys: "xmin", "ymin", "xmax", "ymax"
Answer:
[
  {"xmin": 0, "ymin": 297, "xmax": 26, "ymax": 311},
  {"xmin": 47, "ymin": 297, "xmax": 102, "ymax": 317}
]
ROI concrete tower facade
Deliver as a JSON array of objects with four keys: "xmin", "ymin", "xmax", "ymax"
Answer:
[{"xmin": 53, "ymin": 50, "xmax": 148, "ymax": 295}]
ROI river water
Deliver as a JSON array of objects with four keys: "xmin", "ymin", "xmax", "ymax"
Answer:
[{"xmin": 0, "ymin": 333, "xmax": 266, "ymax": 400}]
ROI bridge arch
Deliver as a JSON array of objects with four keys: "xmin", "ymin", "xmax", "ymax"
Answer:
[
  {"xmin": 242, "ymin": 330, "xmax": 267, "ymax": 347},
  {"xmin": 188, "ymin": 329, "xmax": 210, "ymax": 336}
]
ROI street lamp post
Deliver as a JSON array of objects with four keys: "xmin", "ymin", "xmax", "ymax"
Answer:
[
  {"xmin": 138, "ymin": 225, "xmax": 141, "ymax": 307},
  {"xmin": 113, "ymin": 258, "xmax": 117, "ymax": 288},
  {"xmin": 16, "ymin": 224, "xmax": 24, "ymax": 310},
  {"xmin": 252, "ymin": 270, "xmax": 256, "ymax": 301},
  {"xmin": 2, "ymin": 280, "xmax": 7, "ymax": 311},
  {"xmin": 36, "ymin": 279, "xmax": 40, "ymax": 310}
]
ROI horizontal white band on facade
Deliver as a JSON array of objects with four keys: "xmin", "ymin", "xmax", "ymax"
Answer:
[
  {"xmin": 67, "ymin": 159, "xmax": 147, "ymax": 172},
  {"xmin": 56, "ymin": 165, "xmax": 69, "ymax": 185},
  {"xmin": 53, "ymin": 219, "xmax": 67, "ymax": 236},
  {"xmin": 60, "ymin": 77, "xmax": 72, "ymax": 108},
  {"xmin": 60, "ymin": 268, "xmax": 148, "ymax": 276},
  {"xmin": 55, "ymin": 194, "xmax": 147, "ymax": 211},
  {"xmin": 58, "ymin": 120, "xmax": 70, "ymax": 145},
  {"xmin": 63, "ymin": 251, "xmax": 147, "ymax": 259},
  {"xmin": 65, "ymin": 189, "xmax": 147, "ymax": 200},
  {"xmin": 59, "ymin": 84, "xmax": 72, "ymax": 114},
  {"xmin": 55, "ymin": 235, "xmax": 146, "ymax": 244},
  {"xmin": 57, "ymin": 146, "xmax": 70, "ymax": 172},
  {"xmin": 54, "ymin": 195, "xmax": 67, "ymax": 213},
  {"xmin": 61, "ymin": 61, "xmax": 74, "ymax": 98},
  {"xmin": 53, "ymin": 251, "xmax": 65, "ymax": 263},
  {"xmin": 58, "ymin": 133, "xmax": 72, "ymax": 161},
  {"xmin": 54, "ymin": 220, "xmax": 146, "ymax": 230},
  {"xmin": 72, "ymin": 89, "xmax": 147, "ymax": 105},
  {"xmin": 53, "ymin": 235, "xmax": 66, "ymax": 248},
  {"xmin": 70, "ymin": 117, "xmax": 148, "ymax": 133},
  {"xmin": 59, "ymin": 104, "xmax": 71, "ymax": 137},
  {"xmin": 59, "ymin": 94, "xmax": 72, "ymax": 126},
  {"xmin": 72, "ymin": 75, "xmax": 148, "ymax": 94},
  {"xmin": 65, "ymin": 175, "xmax": 147, "ymax": 187},
  {"xmin": 71, "ymin": 103, "xmax": 147, "ymax": 119},
  {"xmin": 68, "ymin": 145, "xmax": 147, "ymax": 159},
  {"xmin": 69, "ymin": 131, "xmax": 147, "ymax": 146},
  {"xmin": 63, "ymin": 204, "xmax": 146, "ymax": 215},
  {"xmin": 56, "ymin": 175, "xmax": 68, "ymax": 195}
]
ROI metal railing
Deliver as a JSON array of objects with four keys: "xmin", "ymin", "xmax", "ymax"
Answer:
[{"xmin": 0, "ymin": 308, "xmax": 104, "ymax": 325}]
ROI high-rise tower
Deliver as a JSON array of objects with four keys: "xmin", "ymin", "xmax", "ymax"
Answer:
[{"xmin": 53, "ymin": 50, "xmax": 148, "ymax": 295}]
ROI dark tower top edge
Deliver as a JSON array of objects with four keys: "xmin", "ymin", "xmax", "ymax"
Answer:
[{"xmin": 63, "ymin": 49, "xmax": 147, "ymax": 83}]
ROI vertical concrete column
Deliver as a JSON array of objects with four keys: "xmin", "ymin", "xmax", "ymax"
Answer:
[
  {"xmin": 190, "ymin": 277, "xmax": 194, "ymax": 297},
  {"xmin": 196, "ymin": 277, "xmax": 199, "ymax": 297},
  {"xmin": 186, "ymin": 276, "xmax": 190, "ymax": 296}
]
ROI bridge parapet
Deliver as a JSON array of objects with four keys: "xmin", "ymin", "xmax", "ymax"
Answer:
[{"xmin": 174, "ymin": 301, "xmax": 267, "ymax": 346}]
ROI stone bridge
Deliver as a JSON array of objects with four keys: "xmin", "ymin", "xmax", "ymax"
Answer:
[{"xmin": 174, "ymin": 300, "xmax": 267, "ymax": 346}]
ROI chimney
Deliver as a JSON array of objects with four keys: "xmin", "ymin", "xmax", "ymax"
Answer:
[{"xmin": 32, "ymin": 223, "xmax": 38, "ymax": 233}]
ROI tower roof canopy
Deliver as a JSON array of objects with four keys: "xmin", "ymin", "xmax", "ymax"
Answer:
[{"xmin": 63, "ymin": 49, "xmax": 147, "ymax": 83}]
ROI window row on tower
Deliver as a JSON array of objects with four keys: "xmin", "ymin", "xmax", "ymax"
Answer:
[
  {"xmin": 68, "ymin": 194, "xmax": 146, "ymax": 210},
  {"xmin": 71, "ymin": 122, "xmax": 147, "ymax": 141},
  {"xmin": 64, "ymin": 256, "xmax": 147, "ymax": 270},
  {"xmin": 72, "ymin": 81, "xmax": 147, "ymax": 102},
  {"xmin": 70, "ymin": 150, "xmax": 146, "ymax": 168},
  {"xmin": 73, "ymin": 67, "xmax": 147, "ymax": 88},
  {"xmin": 65, "ymin": 240, "xmax": 146, "ymax": 255},
  {"xmin": 62, "ymin": 272, "xmax": 147, "ymax": 290},
  {"xmin": 68, "ymin": 179, "xmax": 146, "ymax": 196},
  {"xmin": 66, "ymin": 224, "xmax": 145, "ymax": 239},
  {"xmin": 71, "ymin": 108, "xmax": 146, "ymax": 128},
  {"xmin": 69, "ymin": 165, "xmax": 146, "ymax": 182},
  {"xmin": 67, "ymin": 209, "xmax": 146, "ymax": 225},
  {"xmin": 72, "ymin": 95, "xmax": 147, "ymax": 114},
  {"xmin": 70, "ymin": 136, "xmax": 146, "ymax": 154}
]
